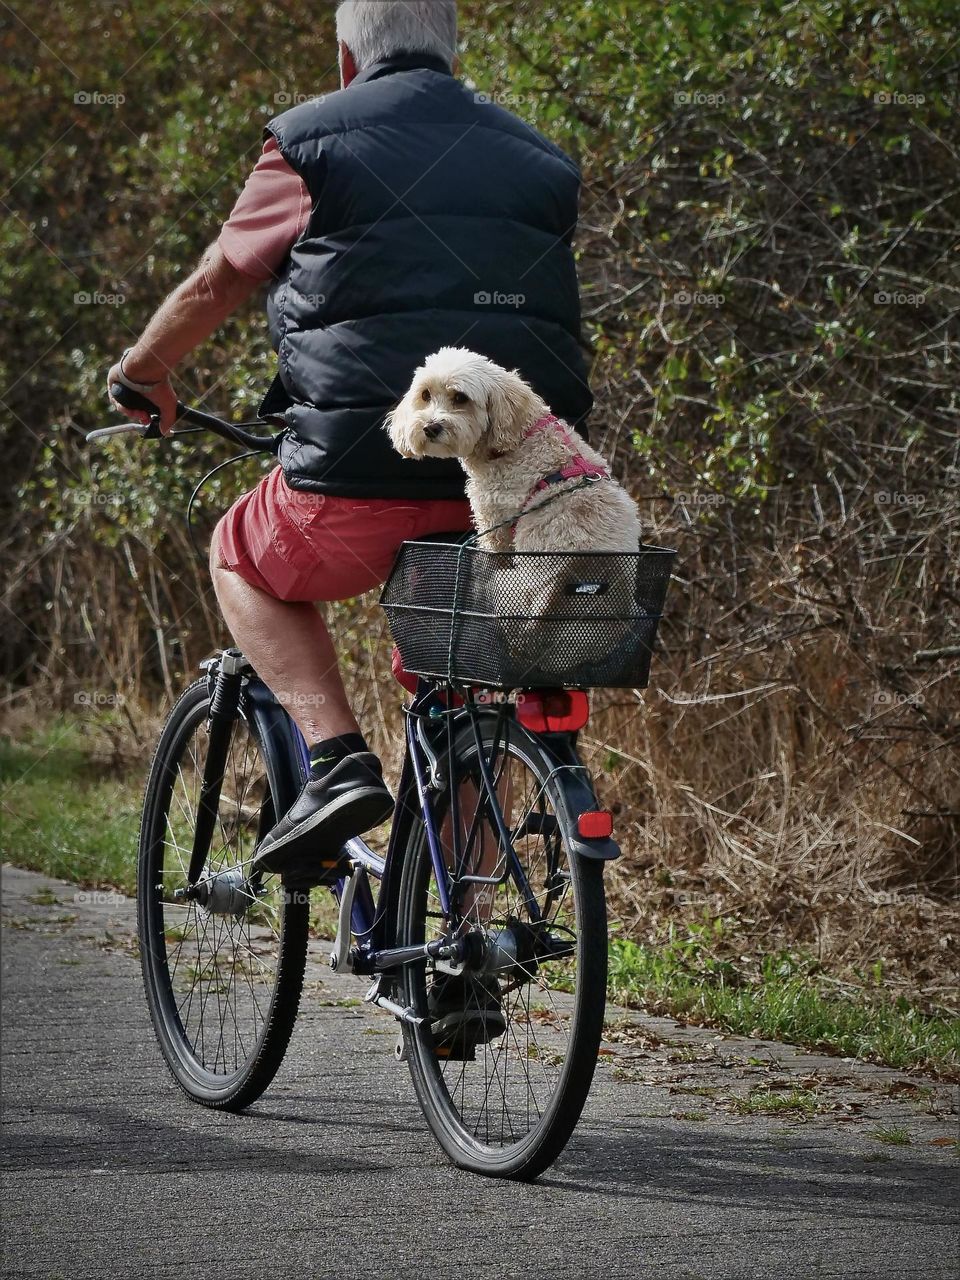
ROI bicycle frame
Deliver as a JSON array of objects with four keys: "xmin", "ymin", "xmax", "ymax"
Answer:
[{"xmin": 254, "ymin": 671, "xmax": 620, "ymax": 991}]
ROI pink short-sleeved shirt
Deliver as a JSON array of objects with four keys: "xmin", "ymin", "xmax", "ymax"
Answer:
[{"xmin": 218, "ymin": 137, "xmax": 311, "ymax": 281}]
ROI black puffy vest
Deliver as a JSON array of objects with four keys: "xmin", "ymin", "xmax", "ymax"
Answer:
[{"xmin": 261, "ymin": 53, "xmax": 593, "ymax": 497}]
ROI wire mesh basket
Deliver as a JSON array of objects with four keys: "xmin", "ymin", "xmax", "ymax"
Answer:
[{"xmin": 380, "ymin": 540, "xmax": 676, "ymax": 690}]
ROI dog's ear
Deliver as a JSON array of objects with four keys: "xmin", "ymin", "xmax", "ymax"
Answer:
[
  {"xmin": 485, "ymin": 369, "xmax": 544, "ymax": 454},
  {"xmin": 384, "ymin": 398, "xmax": 414, "ymax": 458}
]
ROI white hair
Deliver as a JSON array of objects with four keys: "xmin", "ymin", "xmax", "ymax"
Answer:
[{"xmin": 336, "ymin": 0, "xmax": 457, "ymax": 70}]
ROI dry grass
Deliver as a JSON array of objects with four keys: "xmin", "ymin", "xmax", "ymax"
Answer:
[
  {"xmin": 584, "ymin": 519, "xmax": 959, "ymax": 1006},
  {"xmin": 4, "ymin": 530, "xmax": 957, "ymax": 1012}
]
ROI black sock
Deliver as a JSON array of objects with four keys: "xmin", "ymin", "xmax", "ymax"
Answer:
[{"xmin": 309, "ymin": 733, "xmax": 368, "ymax": 780}]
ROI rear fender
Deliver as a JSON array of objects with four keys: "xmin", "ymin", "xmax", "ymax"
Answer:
[{"xmin": 509, "ymin": 721, "xmax": 621, "ymax": 863}]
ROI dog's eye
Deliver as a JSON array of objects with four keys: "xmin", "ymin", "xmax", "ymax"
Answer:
[
  {"xmin": 421, "ymin": 388, "xmax": 431, "ymax": 403},
  {"xmin": 451, "ymin": 391, "xmax": 470, "ymax": 406}
]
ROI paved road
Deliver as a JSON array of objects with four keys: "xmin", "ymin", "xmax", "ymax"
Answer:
[{"xmin": 2, "ymin": 864, "xmax": 957, "ymax": 1280}]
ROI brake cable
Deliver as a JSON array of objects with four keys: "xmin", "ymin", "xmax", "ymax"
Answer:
[{"xmin": 186, "ymin": 449, "xmax": 262, "ymax": 568}]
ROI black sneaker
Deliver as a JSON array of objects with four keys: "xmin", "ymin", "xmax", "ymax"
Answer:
[
  {"xmin": 428, "ymin": 972, "xmax": 506, "ymax": 1058},
  {"xmin": 251, "ymin": 752, "xmax": 393, "ymax": 878}
]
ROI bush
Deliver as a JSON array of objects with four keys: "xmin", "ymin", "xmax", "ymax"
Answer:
[{"xmin": 3, "ymin": 0, "xmax": 958, "ymax": 995}]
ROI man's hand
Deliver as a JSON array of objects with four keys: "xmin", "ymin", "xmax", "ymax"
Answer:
[{"xmin": 106, "ymin": 356, "xmax": 179, "ymax": 435}]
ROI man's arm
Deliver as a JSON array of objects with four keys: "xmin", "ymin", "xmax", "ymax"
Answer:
[{"xmin": 106, "ymin": 241, "xmax": 263, "ymax": 432}]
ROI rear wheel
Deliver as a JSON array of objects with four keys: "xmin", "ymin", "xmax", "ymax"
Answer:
[
  {"xmin": 396, "ymin": 716, "xmax": 607, "ymax": 1179},
  {"xmin": 138, "ymin": 678, "xmax": 308, "ymax": 1109}
]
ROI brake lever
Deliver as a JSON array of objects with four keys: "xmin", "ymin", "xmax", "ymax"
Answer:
[
  {"xmin": 85, "ymin": 422, "xmax": 150, "ymax": 443},
  {"xmin": 106, "ymin": 382, "xmax": 179, "ymax": 439}
]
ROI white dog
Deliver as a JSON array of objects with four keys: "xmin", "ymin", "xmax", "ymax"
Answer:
[
  {"xmin": 385, "ymin": 347, "xmax": 641, "ymax": 552},
  {"xmin": 386, "ymin": 348, "xmax": 645, "ymax": 682}
]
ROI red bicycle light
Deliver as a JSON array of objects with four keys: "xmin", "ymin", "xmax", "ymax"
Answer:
[
  {"xmin": 577, "ymin": 810, "xmax": 613, "ymax": 839},
  {"xmin": 516, "ymin": 689, "xmax": 590, "ymax": 733}
]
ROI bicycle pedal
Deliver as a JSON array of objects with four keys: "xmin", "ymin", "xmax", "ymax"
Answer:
[
  {"xmin": 281, "ymin": 858, "xmax": 349, "ymax": 891},
  {"xmin": 434, "ymin": 1041, "xmax": 477, "ymax": 1063}
]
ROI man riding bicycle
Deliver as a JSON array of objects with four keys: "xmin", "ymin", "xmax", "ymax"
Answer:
[{"xmin": 106, "ymin": 0, "xmax": 592, "ymax": 879}]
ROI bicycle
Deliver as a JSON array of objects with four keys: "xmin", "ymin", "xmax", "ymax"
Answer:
[{"xmin": 90, "ymin": 383, "xmax": 674, "ymax": 1180}]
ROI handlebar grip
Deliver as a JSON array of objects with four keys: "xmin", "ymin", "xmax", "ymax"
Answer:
[
  {"xmin": 110, "ymin": 382, "xmax": 161, "ymax": 415},
  {"xmin": 109, "ymin": 382, "xmax": 188, "ymax": 439}
]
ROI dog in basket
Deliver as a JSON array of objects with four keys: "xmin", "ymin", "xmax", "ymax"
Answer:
[
  {"xmin": 385, "ymin": 348, "xmax": 642, "ymax": 681},
  {"xmin": 385, "ymin": 347, "xmax": 641, "ymax": 553}
]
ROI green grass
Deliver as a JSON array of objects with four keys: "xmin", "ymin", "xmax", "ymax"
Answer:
[
  {"xmin": 1, "ymin": 722, "xmax": 142, "ymax": 894},
  {"xmin": 730, "ymin": 1087, "xmax": 821, "ymax": 1118},
  {"xmin": 2, "ymin": 723, "xmax": 343, "ymax": 943},
  {"xmin": 26, "ymin": 887, "xmax": 60, "ymax": 906},
  {"xmin": 608, "ymin": 920, "xmax": 960, "ymax": 1080},
  {"xmin": 4, "ymin": 722, "xmax": 958, "ymax": 1081},
  {"xmin": 871, "ymin": 1126, "xmax": 912, "ymax": 1146}
]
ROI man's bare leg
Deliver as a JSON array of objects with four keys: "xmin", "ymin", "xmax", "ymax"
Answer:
[
  {"xmin": 210, "ymin": 536, "xmax": 359, "ymax": 748},
  {"xmin": 210, "ymin": 534, "xmax": 394, "ymax": 873}
]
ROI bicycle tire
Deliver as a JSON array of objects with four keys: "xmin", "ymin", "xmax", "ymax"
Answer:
[
  {"xmin": 138, "ymin": 677, "xmax": 309, "ymax": 1109},
  {"xmin": 396, "ymin": 715, "xmax": 607, "ymax": 1179}
]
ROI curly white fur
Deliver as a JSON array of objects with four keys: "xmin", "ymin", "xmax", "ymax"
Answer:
[{"xmin": 385, "ymin": 347, "xmax": 641, "ymax": 552}]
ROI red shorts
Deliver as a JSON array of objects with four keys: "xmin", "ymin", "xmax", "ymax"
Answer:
[{"xmin": 214, "ymin": 465, "xmax": 472, "ymax": 602}]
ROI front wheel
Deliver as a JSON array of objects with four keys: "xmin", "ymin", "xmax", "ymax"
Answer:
[
  {"xmin": 396, "ymin": 716, "xmax": 607, "ymax": 1179},
  {"xmin": 137, "ymin": 677, "xmax": 309, "ymax": 1109}
]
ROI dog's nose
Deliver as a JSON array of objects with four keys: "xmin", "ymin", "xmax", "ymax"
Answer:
[{"xmin": 423, "ymin": 423, "xmax": 444, "ymax": 441}]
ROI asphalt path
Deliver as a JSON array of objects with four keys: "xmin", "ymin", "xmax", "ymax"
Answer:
[{"xmin": 2, "ymin": 864, "xmax": 957, "ymax": 1280}]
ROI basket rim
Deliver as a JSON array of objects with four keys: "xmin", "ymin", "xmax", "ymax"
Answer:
[
  {"xmin": 383, "ymin": 602, "xmax": 665, "ymax": 621},
  {"xmin": 392, "ymin": 540, "xmax": 678, "ymax": 558}
]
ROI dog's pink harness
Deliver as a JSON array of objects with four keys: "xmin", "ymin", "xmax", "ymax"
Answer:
[{"xmin": 519, "ymin": 414, "xmax": 609, "ymax": 514}]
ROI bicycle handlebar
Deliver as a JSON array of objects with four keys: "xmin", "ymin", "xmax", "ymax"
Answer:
[{"xmin": 87, "ymin": 382, "xmax": 282, "ymax": 454}]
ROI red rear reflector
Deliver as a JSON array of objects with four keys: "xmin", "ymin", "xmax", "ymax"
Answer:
[
  {"xmin": 516, "ymin": 689, "xmax": 590, "ymax": 733},
  {"xmin": 390, "ymin": 646, "xmax": 419, "ymax": 695},
  {"xmin": 577, "ymin": 810, "xmax": 613, "ymax": 839}
]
